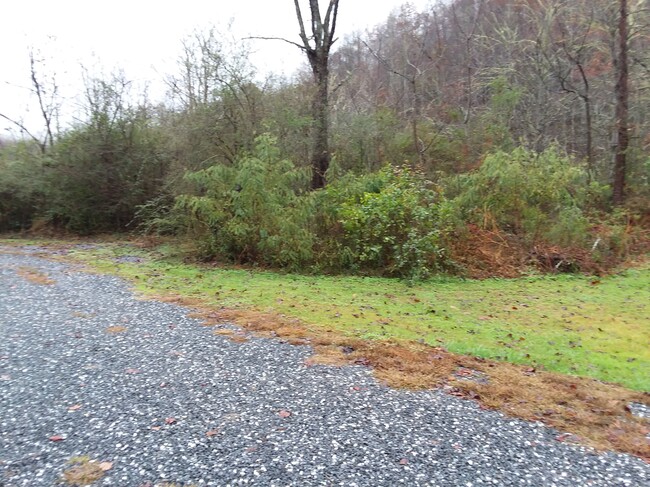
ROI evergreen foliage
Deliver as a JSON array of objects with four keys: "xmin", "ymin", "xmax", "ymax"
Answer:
[
  {"xmin": 333, "ymin": 166, "xmax": 452, "ymax": 280},
  {"xmin": 176, "ymin": 135, "xmax": 314, "ymax": 269},
  {"xmin": 448, "ymin": 146, "xmax": 593, "ymax": 247}
]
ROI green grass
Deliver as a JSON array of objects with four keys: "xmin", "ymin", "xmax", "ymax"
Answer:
[{"xmin": 3, "ymin": 239, "xmax": 649, "ymax": 391}]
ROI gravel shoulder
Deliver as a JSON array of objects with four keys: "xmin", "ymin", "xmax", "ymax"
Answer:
[{"xmin": 1, "ymin": 249, "xmax": 648, "ymax": 486}]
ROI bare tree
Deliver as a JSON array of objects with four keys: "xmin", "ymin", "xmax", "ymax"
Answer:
[
  {"xmin": 0, "ymin": 47, "xmax": 59, "ymax": 154},
  {"xmin": 30, "ymin": 49, "xmax": 57, "ymax": 151},
  {"xmin": 451, "ymin": 0, "xmax": 484, "ymax": 136},
  {"xmin": 613, "ymin": 0, "xmax": 629, "ymax": 205},
  {"xmin": 534, "ymin": 1, "xmax": 598, "ymax": 175},
  {"xmin": 292, "ymin": 0, "xmax": 340, "ymax": 189}
]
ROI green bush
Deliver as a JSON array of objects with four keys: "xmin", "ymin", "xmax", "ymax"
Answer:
[
  {"xmin": 175, "ymin": 134, "xmax": 314, "ymax": 269},
  {"xmin": 448, "ymin": 146, "xmax": 591, "ymax": 247},
  {"xmin": 327, "ymin": 166, "xmax": 454, "ymax": 280},
  {"xmin": 169, "ymin": 136, "xmax": 455, "ymax": 280},
  {"xmin": 0, "ymin": 142, "xmax": 48, "ymax": 231}
]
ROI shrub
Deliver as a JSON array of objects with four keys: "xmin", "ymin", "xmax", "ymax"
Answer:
[
  {"xmin": 0, "ymin": 142, "xmax": 48, "ymax": 231},
  {"xmin": 175, "ymin": 134, "xmax": 315, "ymax": 269},
  {"xmin": 448, "ymin": 146, "xmax": 591, "ymax": 247},
  {"xmin": 328, "ymin": 166, "xmax": 454, "ymax": 280}
]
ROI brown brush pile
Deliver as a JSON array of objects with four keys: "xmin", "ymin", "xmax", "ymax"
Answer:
[{"xmin": 447, "ymin": 223, "xmax": 649, "ymax": 278}]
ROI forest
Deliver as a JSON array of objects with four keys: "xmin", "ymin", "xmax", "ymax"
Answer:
[{"xmin": 1, "ymin": 0, "xmax": 648, "ymax": 280}]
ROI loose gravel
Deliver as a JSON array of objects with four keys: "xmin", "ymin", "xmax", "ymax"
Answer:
[{"xmin": 1, "ymin": 249, "xmax": 648, "ymax": 487}]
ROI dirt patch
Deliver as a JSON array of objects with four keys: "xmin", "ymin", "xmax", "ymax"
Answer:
[{"xmin": 16, "ymin": 266, "xmax": 55, "ymax": 285}]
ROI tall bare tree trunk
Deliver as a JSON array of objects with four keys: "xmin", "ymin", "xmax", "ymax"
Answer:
[
  {"xmin": 613, "ymin": 0, "xmax": 629, "ymax": 205},
  {"xmin": 311, "ymin": 56, "xmax": 330, "ymax": 189},
  {"xmin": 293, "ymin": 0, "xmax": 339, "ymax": 190}
]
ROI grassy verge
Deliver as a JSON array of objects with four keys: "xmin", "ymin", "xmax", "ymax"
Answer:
[
  {"xmin": 1, "ymin": 237, "xmax": 649, "ymax": 458},
  {"xmin": 57, "ymin": 240, "xmax": 650, "ymax": 391}
]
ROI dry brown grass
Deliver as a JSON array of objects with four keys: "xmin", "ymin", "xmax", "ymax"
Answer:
[
  {"xmin": 61, "ymin": 457, "xmax": 112, "ymax": 486},
  {"xmin": 16, "ymin": 266, "xmax": 55, "ymax": 285},
  {"xmin": 212, "ymin": 327, "xmax": 249, "ymax": 343},
  {"xmin": 163, "ymin": 297, "xmax": 650, "ymax": 460},
  {"xmin": 448, "ymin": 225, "xmax": 611, "ymax": 278}
]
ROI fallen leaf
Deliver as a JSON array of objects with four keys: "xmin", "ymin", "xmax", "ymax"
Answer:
[
  {"xmin": 68, "ymin": 404, "xmax": 82, "ymax": 411},
  {"xmin": 106, "ymin": 326, "xmax": 127, "ymax": 334},
  {"xmin": 125, "ymin": 368, "xmax": 141, "ymax": 374},
  {"xmin": 49, "ymin": 435, "xmax": 65, "ymax": 442},
  {"xmin": 278, "ymin": 410, "xmax": 292, "ymax": 418},
  {"xmin": 98, "ymin": 461, "xmax": 113, "ymax": 471},
  {"xmin": 165, "ymin": 417, "xmax": 177, "ymax": 424},
  {"xmin": 399, "ymin": 458, "xmax": 409, "ymax": 465},
  {"xmin": 205, "ymin": 429, "xmax": 219, "ymax": 437}
]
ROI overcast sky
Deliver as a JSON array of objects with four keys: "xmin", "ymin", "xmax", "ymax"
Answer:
[{"xmin": 1, "ymin": 0, "xmax": 431, "ymax": 137}]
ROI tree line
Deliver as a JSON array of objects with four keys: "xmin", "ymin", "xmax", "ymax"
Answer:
[{"xmin": 1, "ymin": 0, "xmax": 648, "ymax": 278}]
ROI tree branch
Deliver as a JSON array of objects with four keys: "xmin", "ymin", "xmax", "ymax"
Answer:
[
  {"xmin": 293, "ymin": 0, "xmax": 311, "ymax": 49},
  {"xmin": 0, "ymin": 112, "xmax": 46, "ymax": 153},
  {"xmin": 245, "ymin": 36, "xmax": 307, "ymax": 51}
]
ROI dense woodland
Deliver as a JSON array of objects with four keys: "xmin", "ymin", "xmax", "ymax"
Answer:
[{"xmin": 1, "ymin": 0, "xmax": 648, "ymax": 279}]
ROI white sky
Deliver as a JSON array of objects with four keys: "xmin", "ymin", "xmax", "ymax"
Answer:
[{"xmin": 1, "ymin": 0, "xmax": 431, "ymax": 137}]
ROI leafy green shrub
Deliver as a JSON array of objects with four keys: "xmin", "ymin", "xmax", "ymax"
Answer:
[
  {"xmin": 326, "ymin": 166, "xmax": 454, "ymax": 280},
  {"xmin": 448, "ymin": 146, "xmax": 591, "ymax": 247},
  {"xmin": 175, "ymin": 134, "xmax": 314, "ymax": 269},
  {"xmin": 0, "ymin": 142, "xmax": 48, "ymax": 231},
  {"xmin": 170, "ymin": 140, "xmax": 454, "ymax": 280}
]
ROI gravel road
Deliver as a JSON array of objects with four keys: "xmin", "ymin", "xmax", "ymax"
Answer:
[{"xmin": 1, "ymin": 248, "xmax": 648, "ymax": 486}]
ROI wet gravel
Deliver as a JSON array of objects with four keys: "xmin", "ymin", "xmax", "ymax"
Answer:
[{"xmin": 1, "ymin": 250, "xmax": 648, "ymax": 486}]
